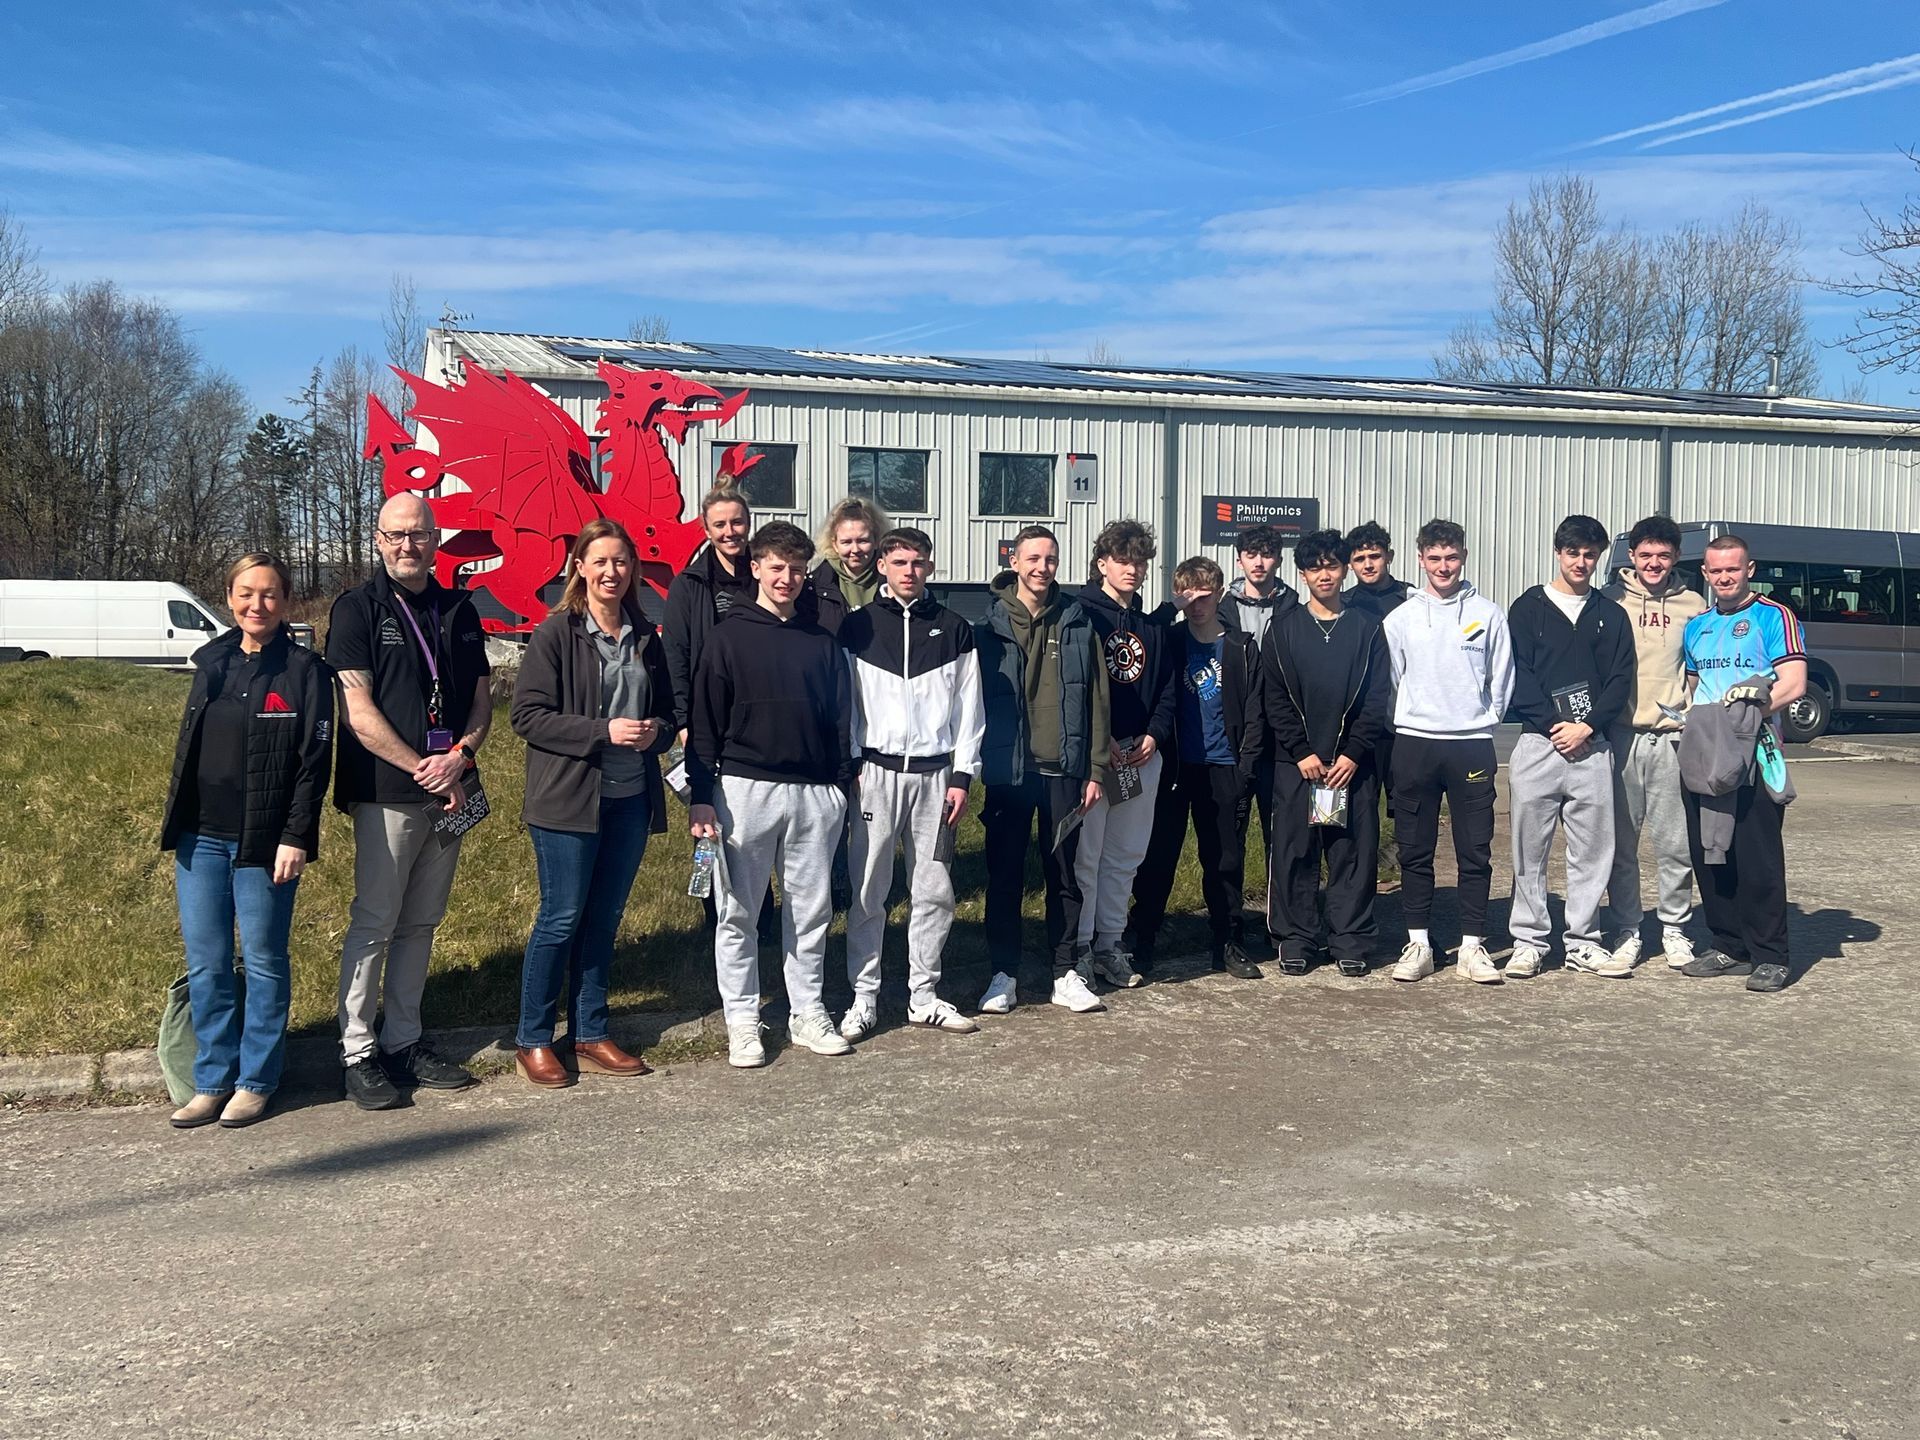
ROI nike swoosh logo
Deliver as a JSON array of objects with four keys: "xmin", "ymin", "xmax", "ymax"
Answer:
[{"xmin": 1466, "ymin": 769, "xmax": 1489, "ymax": 781}]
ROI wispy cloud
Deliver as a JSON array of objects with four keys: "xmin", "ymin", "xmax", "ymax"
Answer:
[
  {"xmin": 0, "ymin": 128, "xmax": 287, "ymax": 190},
  {"xmin": 1578, "ymin": 53, "xmax": 1920, "ymax": 149},
  {"xmin": 1350, "ymin": 0, "xmax": 1727, "ymax": 106}
]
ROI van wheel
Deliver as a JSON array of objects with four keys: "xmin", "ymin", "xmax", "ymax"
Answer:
[
  {"xmin": 21, "ymin": 651, "xmax": 50, "ymax": 662},
  {"xmin": 1780, "ymin": 682, "xmax": 1831, "ymax": 744}
]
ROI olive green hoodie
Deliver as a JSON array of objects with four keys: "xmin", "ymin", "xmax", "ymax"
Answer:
[{"xmin": 1602, "ymin": 566, "xmax": 1709, "ymax": 731}]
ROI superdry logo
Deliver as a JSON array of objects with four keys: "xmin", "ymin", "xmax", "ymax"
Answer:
[{"xmin": 1105, "ymin": 630, "xmax": 1147, "ymax": 685}]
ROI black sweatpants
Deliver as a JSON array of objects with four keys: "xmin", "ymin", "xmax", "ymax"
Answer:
[
  {"xmin": 1130, "ymin": 762, "xmax": 1248, "ymax": 947},
  {"xmin": 1391, "ymin": 734, "xmax": 1498, "ymax": 937},
  {"xmin": 983, "ymin": 773, "xmax": 1088, "ymax": 978},
  {"xmin": 1684, "ymin": 783, "xmax": 1789, "ymax": 970},
  {"xmin": 1268, "ymin": 762, "xmax": 1380, "ymax": 962}
]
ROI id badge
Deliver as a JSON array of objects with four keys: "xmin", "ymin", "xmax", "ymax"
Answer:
[{"xmin": 426, "ymin": 727, "xmax": 455, "ymax": 754}]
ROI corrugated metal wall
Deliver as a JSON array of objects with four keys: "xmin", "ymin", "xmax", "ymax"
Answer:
[
  {"xmin": 1671, "ymin": 429, "xmax": 1920, "ymax": 533},
  {"xmin": 459, "ymin": 357, "xmax": 1920, "ymax": 612},
  {"xmin": 1175, "ymin": 415, "xmax": 1661, "ymax": 606}
]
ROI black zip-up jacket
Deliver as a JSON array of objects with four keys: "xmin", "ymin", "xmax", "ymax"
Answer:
[
  {"xmin": 1166, "ymin": 615, "xmax": 1265, "ymax": 787},
  {"xmin": 1078, "ymin": 583, "xmax": 1178, "ymax": 751},
  {"xmin": 661, "ymin": 545, "xmax": 757, "ymax": 729},
  {"xmin": 160, "ymin": 626, "xmax": 335, "ymax": 866},
  {"xmin": 1341, "ymin": 575, "xmax": 1411, "ymax": 623},
  {"xmin": 511, "ymin": 606, "xmax": 676, "ymax": 835},
  {"xmin": 1508, "ymin": 586, "xmax": 1636, "ymax": 738},
  {"xmin": 1217, "ymin": 582, "xmax": 1297, "ymax": 649},
  {"xmin": 685, "ymin": 602, "xmax": 855, "ymax": 805},
  {"xmin": 1261, "ymin": 606, "xmax": 1390, "ymax": 767}
]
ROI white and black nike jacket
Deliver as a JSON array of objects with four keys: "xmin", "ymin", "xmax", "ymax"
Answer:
[{"xmin": 840, "ymin": 591, "xmax": 986, "ymax": 787}]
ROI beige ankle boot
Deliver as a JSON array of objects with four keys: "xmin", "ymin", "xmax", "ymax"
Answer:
[{"xmin": 170, "ymin": 1093, "xmax": 229, "ymax": 1129}]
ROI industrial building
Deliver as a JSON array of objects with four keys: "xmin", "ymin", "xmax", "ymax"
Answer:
[{"xmin": 427, "ymin": 329, "xmax": 1920, "ymax": 609}]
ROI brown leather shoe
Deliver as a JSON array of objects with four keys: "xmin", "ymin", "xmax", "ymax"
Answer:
[
  {"xmin": 515, "ymin": 1046, "xmax": 574, "ymax": 1088},
  {"xmin": 566, "ymin": 1038, "xmax": 652, "ymax": 1077}
]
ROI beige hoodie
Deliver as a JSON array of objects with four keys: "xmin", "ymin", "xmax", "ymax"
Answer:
[{"xmin": 1602, "ymin": 567, "xmax": 1709, "ymax": 731}]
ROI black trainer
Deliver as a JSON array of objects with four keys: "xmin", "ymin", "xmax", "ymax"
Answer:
[
  {"xmin": 381, "ymin": 1041, "xmax": 476, "ymax": 1090},
  {"xmin": 1126, "ymin": 931, "xmax": 1157, "ymax": 977},
  {"xmin": 1278, "ymin": 953, "xmax": 1310, "ymax": 977},
  {"xmin": 1679, "ymin": 949, "xmax": 1752, "ymax": 979},
  {"xmin": 1746, "ymin": 963, "xmax": 1790, "ymax": 993},
  {"xmin": 1212, "ymin": 943, "xmax": 1263, "ymax": 980},
  {"xmin": 1335, "ymin": 955, "xmax": 1369, "ymax": 978},
  {"xmin": 343, "ymin": 1055, "xmax": 403, "ymax": 1110}
]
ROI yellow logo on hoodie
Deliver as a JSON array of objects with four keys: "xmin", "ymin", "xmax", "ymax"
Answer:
[{"xmin": 1461, "ymin": 620, "xmax": 1484, "ymax": 641}]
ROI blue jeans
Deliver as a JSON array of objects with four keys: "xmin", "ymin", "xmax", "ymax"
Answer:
[
  {"xmin": 173, "ymin": 832, "xmax": 299, "ymax": 1095},
  {"xmin": 518, "ymin": 790, "xmax": 652, "ymax": 1048}
]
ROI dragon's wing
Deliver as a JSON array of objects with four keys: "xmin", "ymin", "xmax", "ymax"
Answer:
[{"xmin": 395, "ymin": 364, "xmax": 600, "ymax": 525}]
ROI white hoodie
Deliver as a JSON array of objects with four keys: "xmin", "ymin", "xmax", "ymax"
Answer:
[{"xmin": 1381, "ymin": 582, "xmax": 1515, "ymax": 739}]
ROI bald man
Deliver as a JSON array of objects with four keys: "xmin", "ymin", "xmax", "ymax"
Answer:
[{"xmin": 326, "ymin": 494, "xmax": 494, "ymax": 1110}]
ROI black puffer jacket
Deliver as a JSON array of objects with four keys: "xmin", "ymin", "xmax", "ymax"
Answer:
[
  {"xmin": 660, "ymin": 546, "xmax": 757, "ymax": 729},
  {"xmin": 160, "ymin": 626, "xmax": 335, "ymax": 866}
]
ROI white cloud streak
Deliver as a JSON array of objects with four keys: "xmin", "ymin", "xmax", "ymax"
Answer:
[
  {"xmin": 1351, "ymin": 0, "xmax": 1727, "ymax": 106},
  {"xmin": 1579, "ymin": 52, "xmax": 1920, "ymax": 148}
]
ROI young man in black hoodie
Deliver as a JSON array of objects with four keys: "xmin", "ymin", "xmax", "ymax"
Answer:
[
  {"xmin": 687, "ymin": 521, "xmax": 857, "ymax": 1068},
  {"xmin": 1341, "ymin": 522, "xmax": 1412, "ymax": 621},
  {"xmin": 1074, "ymin": 519, "xmax": 1177, "ymax": 990},
  {"xmin": 1128, "ymin": 557, "xmax": 1264, "ymax": 979},
  {"xmin": 1506, "ymin": 514, "xmax": 1637, "ymax": 980},
  {"xmin": 974, "ymin": 526, "xmax": 1111, "ymax": 1016},
  {"xmin": 1261, "ymin": 529, "xmax": 1391, "ymax": 977}
]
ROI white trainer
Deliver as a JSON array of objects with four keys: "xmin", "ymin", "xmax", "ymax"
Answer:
[
  {"xmin": 1610, "ymin": 932, "xmax": 1644, "ymax": 969},
  {"xmin": 907, "ymin": 998, "xmax": 979, "ymax": 1033},
  {"xmin": 978, "ymin": 972, "xmax": 1018, "ymax": 1015},
  {"xmin": 1505, "ymin": 943, "xmax": 1545, "ymax": 979},
  {"xmin": 840, "ymin": 996, "xmax": 879, "ymax": 1042},
  {"xmin": 1051, "ymin": 969, "xmax": 1105, "ymax": 1013},
  {"xmin": 788, "ymin": 1007, "xmax": 854, "ymax": 1055},
  {"xmin": 1662, "ymin": 927, "xmax": 1697, "ymax": 970},
  {"xmin": 727, "ymin": 1021, "xmax": 768, "ymax": 1069},
  {"xmin": 1088, "ymin": 946, "xmax": 1143, "ymax": 988},
  {"xmin": 1391, "ymin": 941, "xmax": 1435, "ymax": 982},
  {"xmin": 1457, "ymin": 940, "xmax": 1503, "ymax": 984},
  {"xmin": 1566, "ymin": 941, "xmax": 1633, "ymax": 979}
]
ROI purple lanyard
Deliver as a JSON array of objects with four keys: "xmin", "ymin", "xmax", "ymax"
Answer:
[{"xmin": 395, "ymin": 596, "xmax": 445, "ymax": 722}]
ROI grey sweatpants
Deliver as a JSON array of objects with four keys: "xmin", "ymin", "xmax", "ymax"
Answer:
[
  {"xmin": 1602, "ymin": 728, "xmax": 1694, "ymax": 934},
  {"xmin": 338, "ymin": 801, "xmax": 464, "ymax": 1065},
  {"xmin": 1075, "ymin": 746, "xmax": 1165, "ymax": 949},
  {"xmin": 847, "ymin": 766, "xmax": 956, "ymax": 1008},
  {"xmin": 713, "ymin": 775, "xmax": 847, "ymax": 1026},
  {"xmin": 1509, "ymin": 731, "xmax": 1615, "ymax": 952}
]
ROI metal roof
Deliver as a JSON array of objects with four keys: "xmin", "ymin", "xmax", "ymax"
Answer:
[{"xmin": 437, "ymin": 330, "xmax": 1920, "ymax": 429}]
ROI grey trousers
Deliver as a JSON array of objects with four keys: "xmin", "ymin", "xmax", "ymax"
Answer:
[
  {"xmin": 713, "ymin": 775, "xmax": 847, "ymax": 1026},
  {"xmin": 1602, "ymin": 728, "xmax": 1695, "ymax": 934},
  {"xmin": 1075, "ymin": 746, "xmax": 1165, "ymax": 949},
  {"xmin": 1509, "ymin": 732, "xmax": 1615, "ymax": 952},
  {"xmin": 847, "ymin": 767, "xmax": 956, "ymax": 1008},
  {"xmin": 338, "ymin": 801, "xmax": 464, "ymax": 1065}
]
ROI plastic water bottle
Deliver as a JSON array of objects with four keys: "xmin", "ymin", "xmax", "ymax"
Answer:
[{"xmin": 688, "ymin": 836, "xmax": 717, "ymax": 898}]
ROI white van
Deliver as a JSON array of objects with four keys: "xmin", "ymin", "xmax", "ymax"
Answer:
[{"xmin": 0, "ymin": 580, "xmax": 228, "ymax": 665}]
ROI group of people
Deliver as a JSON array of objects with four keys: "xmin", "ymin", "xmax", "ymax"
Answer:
[{"xmin": 158, "ymin": 482, "xmax": 1807, "ymax": 1127}]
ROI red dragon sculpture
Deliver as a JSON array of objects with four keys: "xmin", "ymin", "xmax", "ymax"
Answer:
[{"xmin": 367, "ymin": 359, "xmax": 754, "ymax": 631}]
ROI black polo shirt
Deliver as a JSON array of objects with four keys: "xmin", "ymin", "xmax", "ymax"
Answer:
[{"xmin": 326, "ymin": 571, "xmax": 490, "ymax": 809}]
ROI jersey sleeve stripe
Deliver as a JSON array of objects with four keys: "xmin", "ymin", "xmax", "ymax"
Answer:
[{"xmin": 1758, "ymin": 596, "xmax": 1808, "ymax": 660}]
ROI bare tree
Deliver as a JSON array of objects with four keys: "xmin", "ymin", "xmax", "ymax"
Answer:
[
  {"xmin": 1082, "ymin": 338, "xmax": 1124, "ymax": 366},
  {"xmin": 1439, "ymin": 177, "xmax": 1820, "ymax": 394},
  {"xmin": 626, "ymin": 312, "xmax": 673, "ymax": 343},
  {"xmin": 1834, "ymin": 150, "xmax": 1920, "ymax": 379},
  {"xmin": 0, "ymin": 209, "xmax": 45, "ymax": 321}
]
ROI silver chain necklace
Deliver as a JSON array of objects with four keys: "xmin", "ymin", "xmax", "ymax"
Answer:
[{"xmin": 1312, "ymin": 610, "xmax": 1344, "ymax": 643}]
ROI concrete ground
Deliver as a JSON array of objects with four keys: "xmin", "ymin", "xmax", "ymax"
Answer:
[{"xmin": 4, "ymin": 754, "xmax": 1916, "ymax": 1439}]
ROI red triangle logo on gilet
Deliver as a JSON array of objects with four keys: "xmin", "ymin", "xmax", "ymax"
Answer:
[{"xmin": 263, "ymin": 692, "xmax": 293, "ymax": 713}]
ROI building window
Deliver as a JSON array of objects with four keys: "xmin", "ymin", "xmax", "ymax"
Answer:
[
  {"xmin": 848, "ymin": 447, "xmax": 929, "ymax": 514},
  {"xmin": 1808, "ymin": 564, "xmax": 1897, "ymax": 625},
  {"xmin": 710, "ymin": 442, "xmax": 797, "ymax": 511},
  {"xmin": 978, "ymin": 453, "xmax": 1053, "ymax": 517}
]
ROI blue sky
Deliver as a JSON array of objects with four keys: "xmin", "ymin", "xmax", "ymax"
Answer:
[{"xmin": 2, "ymin": 0, "xmax": 1916, "ymax": 411}]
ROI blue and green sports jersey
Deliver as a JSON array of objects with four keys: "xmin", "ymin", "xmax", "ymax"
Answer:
[{"xmin": 1683, "ymin": 594, "xmax": 1808, "ymax": 704}]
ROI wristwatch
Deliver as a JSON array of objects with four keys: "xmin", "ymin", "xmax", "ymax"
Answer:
[{"xmin": 457, "ymin": 742, "xmax": 477, "ymax": 767}]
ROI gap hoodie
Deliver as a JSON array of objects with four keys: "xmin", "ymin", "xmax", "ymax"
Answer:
[
  {"xmin": 685, "ymin": 601, "xmax": 855, "ymax": 805},
  {"xmin": 1381, "ymin": 583, "xmax": 1515, "ymax": 739},
  {"xmin": 1601, "ymin": 566, "xmax": 1708, "ymax": 732}
]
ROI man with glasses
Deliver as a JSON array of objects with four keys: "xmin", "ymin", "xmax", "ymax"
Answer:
[{"xmin": 326, "ymin": 493, "xmax": 493, "ymax": 1110}]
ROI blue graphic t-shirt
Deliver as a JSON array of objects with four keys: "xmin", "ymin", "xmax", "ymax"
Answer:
[
  {"xmin": 1683, "ymin": 594, "xmax": 1807, "ymax": 704},
  {"xmin": 1177, "ymin": 631, "xmax": 1235, "ymax": 765}
]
